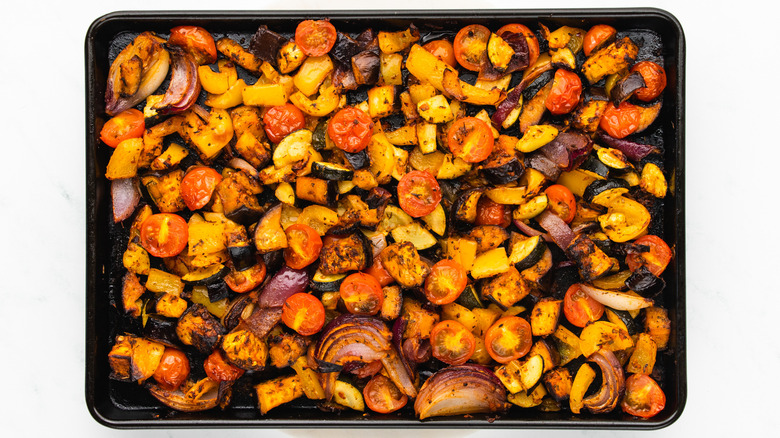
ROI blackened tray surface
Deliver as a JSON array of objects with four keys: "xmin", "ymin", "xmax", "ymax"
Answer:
[{"xmin": 86, "ymin": 9, "xmax": 686, "ymax": 429}]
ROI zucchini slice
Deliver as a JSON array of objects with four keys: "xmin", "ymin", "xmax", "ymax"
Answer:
[
  {"xmin": 311, "ymin": 161, "xmax": 355, "ymax": 181},
  {"xmin": 507, "ymin": 233, "xmax": 547, "ymax": 270},
  {"xmin": 457, "ymin": 284, "xmax": 484, "ymax": 310},
  {"xmin": 391, "ymin": 222, "xmax": 437, "ymax": 250},
  {"xmin": 295, "ymin": 176, "xmax": 338, "ymax": 206},
  {"xmin": 578, "ymin": 153, "xmax": 610, "ymax": 179},
  {"xmin": 582, "ymin": 178, "xmax": 629, "ymax": 204},
  {"xmin": 311, "ymin": 270, "xmax": 348, "ymax": 292}
]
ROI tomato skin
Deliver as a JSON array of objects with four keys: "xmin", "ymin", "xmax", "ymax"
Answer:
[
  {"xmin": 181, "ymin": 166, "xmax": 223, "ymax": 211},
  {"xmin": 139, "ymin": 213, "xmax": 188, "ymax": 258},
  {"xmin": 476, "ymin": 196, "xmax": 512, "ymax": 227},
  {"xmin": 363, "ymin": 374, "xmax": 409, "ymax": 414},
  {"xmin": 544, "ymin": 184, "xmax": 577, "ymax": 223},
  {"xmin": 397, "ymin": 170, "xmax": 442, "ymax": 218},
  {"xmin": 484, "ymin": 316, "xmax": 532, "ymax": 364},
  {"xmin": 600, "ymin": 101, "xmax": 642, "ymax": 139},
  {"xmin": 263, "ymin": 103, "xmax": 306, "ymax": 143},
  {"xmin": 622, "ymin": 374, "xmax": 666, "ymax": 418},
  {"xmin": 453, "ymin": 24, "xmax": 491, "ymax": 71},
  {"xmin": 295, "ymin": 20, "xmax": 337, "ymax": 57},
  {"xmin": 546, "ymin": 69, "xmax": 583, "ymax": 115},
  {"xmin": 430, "ymin": 320, "xmax": 477, "ymax": 366},
  {"xmin": 225, "ymin": 258, "xmax": 267, "ymax": 293},
  {"xmin": 424, "ymin": 260, "xmax": 468, "ymax": 305},
  {"xmin": 563, "ymin": 284, "xmax": 605, "ymax": 327},
  {"xmin": 626, "ymin": 235, "xmax": 672, "ymax": 276},
  {"xmin": 497, "ymin": 23, "xmax": 539, "ymax": 66},
  {"xmin": 631, "ymin": 61, "xmax": 667, "ymax": 102},
  {"xmin": 100, "ymin": 109, "xmax": 145, "ymax": 148},
  {"xmin": 423, "ymin": 39, "xmax": 458, "ymax": 68},
  {"xmin": 283, "ymin": 224, "xmax": 323, "ymax": 270},
  {"xmin": 339, "ymin": 272, "xmax": 384, "ymax": 316},
  {"xmin": 152, "ymin": 348, "xmax": 190, "ymax": 391},
  {"xmin": 365, "ymin": 257, "xmax": 395, "ymax": 287},
  {"xmin": 282, "ymin": 292, "xmax": 326, "ymax": 336},
  {"xmin": 204, "ymin": 350, "xmax": 244, "ymax": 382},
  {"xmin": 447, "ymin": 117, "xmax": 495, "ymax": 163},
  {"xmin": 327, "ymin": 107, "xmax": 374, "ymax": 153},
  {"xmin": 583, "ymin": 24, "xmax": 617, "ymax": 56},
  {"xmin": 168, "ymin": 26, "xmax": 217, "ymax": 65}
]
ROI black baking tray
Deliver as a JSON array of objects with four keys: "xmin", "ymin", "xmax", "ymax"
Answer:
[{"xmin": 86, "ymin": 9, "xmax": 686, "ymax": 429}]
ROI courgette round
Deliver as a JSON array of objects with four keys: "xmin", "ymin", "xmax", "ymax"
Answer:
[
  {"xmin": 582, "ymin": 179, "xmax": 629, "ymax": 204},
  {"xmin": 512, "ymin": 235, "xmax": 547, "ymax": 271},
  {"xmin": 579, "ymin": 154, "xmax": 610, "ymax": 179},
  {"xmin": 311, "ymin": 161, "xmax": 354, "ymax": 181},
  {"xmin": 181, "ymin": 264, "xmax": 230, "ymax": 285},
  {"xmin": 310, "ymin": 271, "xmax": 348, "ymax": 292}
]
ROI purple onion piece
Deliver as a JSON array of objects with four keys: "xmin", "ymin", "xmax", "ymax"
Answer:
[
  {"xmin": 492, "ymin": 86, "xmax": 524, "ymax": 126},
  {"xmin": 525, "ymin": 153, "xmax": 562, "ymax": 180},
  {"xmin": 597, "ymin": 132, "xmax": 657, "ymax": 161},
  {"xmin": 256, "ymin": 265, "xmax": 311, "ymax": 308},
  {"xmin": 111, "ymin": 177, "xmax": 141, "ymax": 223},
  {"xmin": 536, "ymin": 210, "xmax": 575, "ymax": 250}
]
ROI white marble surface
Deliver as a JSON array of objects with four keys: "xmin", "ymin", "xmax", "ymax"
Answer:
[{"xmin": 2, "ymin": 0, "xmax": 777, "ymax": 436}]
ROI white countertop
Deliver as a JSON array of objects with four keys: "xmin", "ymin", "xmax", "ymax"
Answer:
[{"xmin": 2, "ymin": 0, "xmax": 777, "ymax": 436}]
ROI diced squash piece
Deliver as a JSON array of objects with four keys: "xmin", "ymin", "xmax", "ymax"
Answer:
[
  {"xmin": 440, "ymin": 302, "xmax": 478, "ymax": 334},
  {"xmin": 255, "ymin": 375, "xmax": 304, "ymax": 414},
  {"xmin": 582, "ymin": 37, "xmax": 639, "ymax": 84},
  {"xmin": 472, "ymin": 307, "xmax": 502, "ymax": 337},
  {"xmin": 417, "ymin": 95, "xmax": 454, "ymax": 123},
  {"xmin": 155, "ymin": 292, "xmax": 188, "ymax": 318},
  {"xmin": 108, "ymin": 335, "xmax": 165, "ymax": 383},
  {"xmin": 277, "ymin": 40, "xmax": 307, "ymax": 74},
  {"xmin": 145, "ymin": 268, "xmax": 184, "ymax": 296},
  {"xmin": 402, "ymin": 298, "xmax": 440, "ymax": 339},
  {"xmin": 644, "ymin": 306, "xmax": 671, "ymax": 350},
  {"xmin": 380, "ymin": 285, "xmax": 403, "ymax": 321},
  {"xmin": 367, "ymin": 85, "xmax": 397, "ymax": 119},
  {"xmin": 542, "ymin": 367, "xmax": 573, "ymax": 402},
  {"xmin": 297, "ymin": 205, "xmax": 339, "ymax": 236},
  {"xmin": 466, "ymin": 225, "xmax": 509, "ymax": 253},
  {"xmin": 529, "ymin": 339, "xmax": 560, "ymax": 373},
  {"xmin": 480, "ymin": 266, "xmax": 529, "ymax": 309},
  {"xmin": 416, "ymin": 122, "xmax": 438, "ymax": 154},
  {"xmin": 222, "ymin": 329, "xmax": 268, "ymax": 371},
  {"xmin": 379, "ymin": 27, "xmax": 420, "ymax": 54},
  {"xmin": 627, "ymin": 333, "xmax": 657, "ymax": 374},
  {"xmin": 579, "ymin": 321, "xmax": 634, "ymax": 357},
  {"xmin": 531, "ymin": 299, "xmax": 563, "ymax": 337},
  {"xmin": 367, "ymin": 133, "xmax": 396, "ymax": 184},
  {"xmin": 106, "ymin": 138, "xmax": 144, "ymax": 180},
  {"xmin": 380, "ymin": 52, "xmax": 404, "ymax": 85},
  {"xmin": 442, "ymin": 237, "xmax": 478, "ymax": 272},
  {"xmin": 380, "ymin": 242, "xmax": 430, "ymax": 288},
  {"xmin": 437, "ymin": 154, "xmax": 472, "ymax": 179}
]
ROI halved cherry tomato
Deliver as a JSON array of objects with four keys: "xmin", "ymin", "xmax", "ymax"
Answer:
[
  {"xmin": 100, "ymin": 108, "xmax": 145, "ymax": 148},
  {"xmin": 546, "ymin": 69, "xmax": 583, "ymax": 115},
  {"xmin": 423, "ymin": 39, "xmax": 457, "ymax": 69},
  {"xmin": 430, "ymin": 320, "xmax": 476, "ymax": 366},
  {"xmin": 225, "ymin": 258, "xmax": 267, "ymax": 293},
  {"xmin": 339, "ymin": 272, "xmax": 384, "ymax": 315},
  {"xmin": 447, "ymin": 117, "xmax": 495, "ymax": 163},
  {"xmin": 544, "ymin": 184, "xmax": 577, "ymax": 223},
  {"xmin": 295, "ymin": 20, "xmax": 337, "ymax": 57},
  {"xmin": 496, "ymin": 23, "xmax": 540, "ymax": 66},
  {"xmin": 621, "ymin": 374, "xmax": 666, "ymax": 418},
  {"xmin": 424, "ymin": 260, "xmax": 468, "ymax": 305},
  {"xmin": 282, "ymin": 292, "xmax": 326, "ymax": 336},
  {"xmin": 476, "ymin": 196, "xmax": 512, "ymax": 227},
  {"xmin": 263, "ymin": 103, "xmax": 306, "ymax": 143},
  {"xmin": 583, "ymin": 24, "xmax": 616, "ymax": 56},
  {"xmin": 600, "ymin": 101, "xmax": 642, "ymax": 139},
  {"xmin": 626, "ymin": 235, "xmax": 672, "ymax": 276},
  {"xmin": 327, "ymin": 107, "xmax": 374, "ymax": 153},
  {"xmin": 350, "ymin": 360, "xmax": 383, "ymax": 378},
  {"xmin": 365, "ymin": 257, "xmax": 395, "ymax": 287},
  {"xmin": 363, "ymin": 374, "xmax": 409, "ymax": 414},
  {"xmin": 139, "ymin": 213, "xmax": 188, "ymax": 258},
  {"xmin": 168, "ymin": 25, "xmax": 217, "ymax": 65},
  {"xmin": 203, "ymin": 349, "xmax": 244, "ymax": 382},
  {"xmin": 152, "ymin": 347, "xmax": 190, "ymax": 391},
  {"xmin": 563, "ymin": 284, "xmax": 605, "ymax": 328},
  {"xmin": 283, "ymin": 224, "xmax": 323, "ymax": 270},
  {"xmin": 397, "ymin": 170, "xmax": 442, "ymax": 218},
  {"xmin": 453, "ymin": 24, "xmax": 491, "ymax": 71},
  {"xmin": 181, "ymin": 166, "xmax": 223, "ymax": 211},
  {"xmin": 484, "ymin": 316, "xmax": 532, "ymax": 364},
  {"xmin": 631, "ymin": 61, "xmax": 667, "ymax": 102}
]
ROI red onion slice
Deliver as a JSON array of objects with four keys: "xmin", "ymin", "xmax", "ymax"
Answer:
[
  {"xmin": 256, "ymin": 266, "xmax": 311, "ymax": 308},
  {"xmin": 228, "ymin": 158, "xmax": 260, "ymax": 178},
  {"xmin": 152, "ymin": 45, "xmax": 201, "ymax": 114},
  {"xmin": 583, "ymin": 349, "xmax": 625, "ymax": 414},
  {"xmin": 105, "ymin": 33, "xmax": 170, "ymax": 116},
  {"xmin": 536, "ymin": 210, "xmax": 575, "ymax": 250},
  {"xmin": 513, "ymin": 219, "xmax": 553, "ymax": 242},
  {"xmin": 597, "ymin": 132, "xmax": 656, "ymax": 161},
  {"xmin": 111, "ymin": 177, "xmax": 141, "ymax": 222},
  {"xmin": 414, "ymin": 365, "xmax": 510, "ymax": 419},
  {"xmin": 579, "ymin": 284, "xmax": 654, "ymax": 311}
]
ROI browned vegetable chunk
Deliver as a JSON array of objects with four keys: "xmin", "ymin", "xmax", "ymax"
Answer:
[
  {"xmin": 217, "ymin": 37, "xmax": 263, "ymax": 73},
  {"xmin": 121, "ymin": 271, "xmax": 145, "ymax": 317},
  {"xmin": 176, "ymin": 304, "xmax": 226, "ymax": 354},
  {"xmin": 644, "ymin": 306, "xmax": 671, "ymax": 350},
  {"xmin": 141, "ymin": 170, "xmax": 186, "ymax": 213},
  {"xmin": 566, "ymin": 234, "xmax": 614, "ymax": 281},
  {"xmin": 466, "ymin": 225, "xmax": 510, "ymax": 253},
  {"xmin": 108, "ymin": 334, "xmax": 165, "ymax": 383},
  {"xmin": 215, "ymin": 169, "xmax": 264, "ymax": 225},
  {"xmin": 268, "ymin": 330, "xmax": 308, "ymax": 368},
  {"xmin": 530, "ymin": 298, "xmax": 563, "ymax": 337},
  {"xmin": 221, "ymin": 328, "xmax": 269, "ymax": 371},
  {"xmin": 581, "ymin": 37, "xmax": 639, "ymax": 84},
  {"xmin": 481, "ymin": 266, "xmax": 530, "ymax": 309},
  {"xmin": 319, "ymin": 233, "xmax": 370, "ymax": 275},
  {"xmin": 542, "ymin": 367, "xmax": 573, "ymax": 402},
  {"xmin": 379, "ymin": 242, "xmax": 430, "ymax": 288}
]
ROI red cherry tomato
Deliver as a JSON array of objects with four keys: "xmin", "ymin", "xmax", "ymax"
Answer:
[
  {"xmin": 168, "ymin": 25, "xmax": 217, "ymax": 65},
  {"xmin": 423, "ymin": 39, "xmax": 458, "ymax": 68},
  {"xmin": 181, "ymin": 166, "xmax": 223, "ymax": 211},
  {"xmin": 600, "ymin": 101, "xmax": 642, "ymax": 139},
  {"xmin": 224, "ymin": 258, "xmax": 267, "ymax": 293},
  {"xmin": 475, "ymin": 196, "xmax": 512, "ymax": 227},
  {"xmin": 484, "ymin": 316, "xmax": 532, "ymax": 364},
  {"xmin": 497, "ymin": 23, "xmax": 540, "ymax": 66},
  {"xmin": 430, "ymin": 320, "xmax": 477, "ymax": 366},
  {"xmin": 152, "ymin": 348, "xmax": 190, "ymax": 391},
  {"xmin": 282, "ymin": 292, "xmax": 326, "ymax": 336},
  {"xmin": 139, "ymin": 213, "xmax": 188, "ymax": 258},
  {"xmin": 339, "ymin": 272, "xmax": 384, "ymax": 316},
  {"xmin": 283, "ymin": 224, "xmax": 323, "ymax": 270},
  {"xmin": 295, "ymin": 20, "xmax": 337, "ymax": 57},
  {"xmin": 263, "ymin": 103, "xmax": 306, "ymax": 143},
  {"xmin": 363, "ymin": 374, "xmax": 409, "ymax": 414},
  {"xmin": 100, "ymin": 109, "xmax": 145, "ymax": 148},
  {"xmin": 453, "ymin": 24, "xmax": 491, "ymax": 71},
  {"xmin": 327, "ymin": 107, "xmax": 374, "ymax": 153},
  {"xmin": 563, "ymin": 284, "xmax": 605, "ymax": 328},
  {"xmin": 631, "ymin": 61, "xmax": 667, "ymax": 102},
  {"xmin": 203, "ymin": 349, "xmax": 244, "ymax": 382},
  {"xmin": 424, "ymin": 260, "xmax": 468, "ymax": 305},
  {"xmin": 626, "ymin": 235, "xmax": 672, "ymax": 276},
  {"xmin": 621, "ymin": 374, "xmax": 666, "ymax": 418},
  {"xmin": 544, "ymin": 184, "xmax": 577, "ymax": 223},
  {"xmin": 365, "ymin": 257, "xmax": 395, "ymax": 287},
  {"xmin": 546, "ymin": 69, "xmax": 583, "ymax": 115},
  {"xmin": 447, "ymin": 117, "xmax": 495, "ymax": 163},
  {"xmin": 583, "ymin": 24, "xmax": 616, "ymax": 56},
  {"xmin": 397, "ymin": 170, "xmax": 442, "ymax": 218}
]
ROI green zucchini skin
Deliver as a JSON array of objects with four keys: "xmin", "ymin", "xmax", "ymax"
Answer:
[
  {"xmin": 143, "ymin": 314, "xmax": 179, "ymax": 347},
  {"xmin": 582, "ymin": 178, "xmax": 629, "ymax": 203},
  {"xmin": 310, "ymin": 271, "xmax": 348, "ymax": 292},
  {"xmin": 228, "ymin": 245, "xmax": 256, "ymax": 272},
  {"xmin": 514, "ymin": 236, "xmax": 547, "ymax": 271},
  {"xmin": 312, "ymin": 119, "xmax": 329, "ymax": 151},
  {"xmin": 311, "ymin": 161, "xmax": 354, "ymax": 181},
  {"xmin": 457, "ymin": 284, "xmax": 484, "ymax": 310},
  {"xmin": 579, "ymin": 154, "xmax": 610, "ymax": 179}
]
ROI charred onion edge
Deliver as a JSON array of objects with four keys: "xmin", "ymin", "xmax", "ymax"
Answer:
[
  {"xmin": 583, "ymin": 348, "xmax": 625, "ymax": 414},
  {"xmin": 105, "ymin": 33, "xmax": 171, "ymax": 116},
  {"xmin": 536, "ymin": 210, "xmax": 574, "ymax": 249},
  {"xmin": 579, "ymin": 283, "xmax": 654, "ymax": 311},
  {"xmin": 152, "ymin": 45, "xmax": 201, "ymax": 114},
  {"xmin": 414, "ymin": 364, "xmax": 510, "ymax": 420}
]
